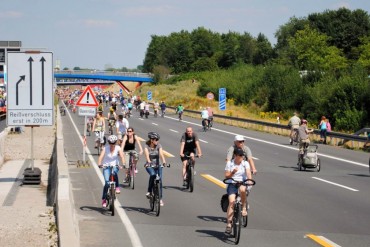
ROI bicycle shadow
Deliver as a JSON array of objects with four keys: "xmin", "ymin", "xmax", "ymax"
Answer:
[
  {"xmin": 122, "ymin": 206, "xmax": 158, "ymax": 216},
  {"xmin": 195, "ymin": 229, "xmax": 233, "ymax": 244},
  {"xmin": 163, "ymin": 185, "xmax": 185, "ymax": 192},
  {"xmin": 197, "ymin": 215, "xmax": 226, "ymax": 223},
  {"xmin": 348, "ymin": 173, "xmax": 370, "ymax": 178},
  {"xmin": 80, "ymin": 205, "xmax": 111, "ymax": 216}
]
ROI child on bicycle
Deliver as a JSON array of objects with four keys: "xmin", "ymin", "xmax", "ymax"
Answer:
[
  {"xmin": 98, "ymin": 135, "xmax": 126, "ymax": 208},
  {"xmin": 144, "ymin": 132, "xmax": 166, "ymax": 206},
  {"xmin": 224, "ymin": 148, "xmax": 252, "ymax": 234},
  {"xmin": 298, "ymin": 119, "xmax": 313, "ymax": 154}
]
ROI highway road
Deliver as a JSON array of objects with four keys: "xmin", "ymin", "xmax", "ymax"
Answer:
[{"xmin": 60, "ymin": 103, "xmax": 370, "ymax": 247}]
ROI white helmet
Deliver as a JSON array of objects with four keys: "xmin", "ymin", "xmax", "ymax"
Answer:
[{"xmin": 107, "ymin": 135, "xmax": 118, "ymax": 144}]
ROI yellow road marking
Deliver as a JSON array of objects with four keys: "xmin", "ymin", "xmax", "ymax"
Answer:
[
  {"xmin": 136, "ymin": 135, "xmax": 174, "ymax": 157},
  {"xmin": 201, "ymin": 174, "xmax": 226, "ymax": 189},
  {"xmin": 306, "ymin": 234, "xmax": 337, "ymax": 247}
]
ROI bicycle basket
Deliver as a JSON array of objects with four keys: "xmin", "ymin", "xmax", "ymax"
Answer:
[{"xmin": 220, "ymin": 194, "xmax": 229, "ymax": 212}]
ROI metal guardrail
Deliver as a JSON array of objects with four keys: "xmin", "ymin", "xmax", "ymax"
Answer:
[{"xmin": 169, "ymin": 107, "xmax": 368, "ymax": 143}]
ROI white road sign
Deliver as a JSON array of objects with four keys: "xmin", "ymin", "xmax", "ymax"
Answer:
[
  {"xmin": 6, "ymin": 51, "xmax": 54, "ymax": 126},
  {"xmin": 78, "ymin": 107, "xmax": 96, "ymax": 117}
]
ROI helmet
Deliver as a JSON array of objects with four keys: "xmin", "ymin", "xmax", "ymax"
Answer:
[
  {"xmin": 148, "ymin": 132, "xmax": 160, "ymax": 140},
  {"xmin": 109, "ymin": 107, "xmax": 114, "ymax": 112},
  {"xmin": 301, "ymin": 119, "xmax": 308, "ymax": 124},
  {"xmin": 107, "ymin": 135, "xmax": 118, "ymax": 144}
]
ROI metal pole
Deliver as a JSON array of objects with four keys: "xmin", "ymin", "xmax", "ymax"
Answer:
[
  {"xmin": 83, "ymin": 116, "xmax": 87, "ymax": 162},
  {"xmin": 31, "ymin": 126, "xmax": 34, "ymax": 171}
]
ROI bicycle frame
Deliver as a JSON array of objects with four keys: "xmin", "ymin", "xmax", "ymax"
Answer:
[{"xmin": 103, "ymin": 163, "xmax": 119, "ymax": 216}]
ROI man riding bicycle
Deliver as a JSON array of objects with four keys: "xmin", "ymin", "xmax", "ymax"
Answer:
[
  {"xmin": 160, "ymin": 101, "xmax": 166, "ymax": 116},
  {"xmin": 180, "ymin": 127, "xmax": 202, "ymax": 187},
  {"xmin": 176, "ymin": 104, "xmax": 184, "ymax": 120},
  {"xmin": 201, "ymin": 107, "xmax": 209, "ymax": 129},
  {"xmin": 224, "ymin": 148, "xmax": 252, "ymax": 234},
  {"xmin": 288, "ymin": 112, "xmax": 301, "ymax": 144}
]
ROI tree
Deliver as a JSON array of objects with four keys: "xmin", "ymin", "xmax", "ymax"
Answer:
[
  {"xmin": 143, "ymin": 35, "xmax": 167, "ymax": 73},
  {"xmin": 253, "ymin": 33, "xmax": 274, "ymax": 65}
]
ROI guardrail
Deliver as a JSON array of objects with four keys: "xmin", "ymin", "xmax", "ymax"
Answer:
[{"xmin": 167, "ymin": 106, "xmax": 368, "ymax": 149}]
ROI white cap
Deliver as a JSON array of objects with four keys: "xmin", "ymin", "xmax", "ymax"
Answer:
[{"xmin": 234, "ymin": 135, "xmax": 244, "ymax": 141}]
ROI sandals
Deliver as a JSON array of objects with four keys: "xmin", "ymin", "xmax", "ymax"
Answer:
[
  {"xmin": 242, "ymin": 207, "xmax": 248, "ymax": 217},
  {"xmin": 225, "ymin": 225, "xmax": 232, "ymax": 234}
]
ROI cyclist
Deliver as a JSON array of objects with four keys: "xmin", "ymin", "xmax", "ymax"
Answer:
[
  {"xmin": 107, "ymin": 107, "xmax": 117, "ymax": 133},
  {"xmin": 224, "ymin": 148, "xmax": 252, "ymax": 234},
  {"xmin": 121, "ymin": 127, "xmax": 143, "ymax": 182},
  {"xmin": 288, "ymin": 112, "xmax": 301, "ymax": 144},
  {"xmin": 144, "ymin": 132, "xmax": 166, "ymax": 206},
  {"xmin": 144, "ymin": 102, "xmax": 150, "ymax": 118},
  {"xmin": 177, "ymin": 104, "xmax": 184, "ymax": 120},
  {"xmin": 92, "ymin": 112, "xmax": 105, "ymax": 149},
  {"xmin": 298, "ymin": 119, "xmax": 314, "ymax": 154},
  {"xmin": 226, "ymin": 135, "xmax": 257, "ymax": 174},
  {"xmin": 207, "ymin": 106, "xmax": 214, "ymax": 127},
  {"xmin": 201, "ymin": 107, "xmax": 209, "ymax": 129},
  {"xmin": 160, "ymin": 101, "xmax": 166, "ymax": 117},
  {"xmin": 98, "ymin": 135, "xmax": 126, "ymax": 207},
  {"xmin": 127, "ymin": 101, "xmax": 133, "ymax": 116},
  {"xmin": 115, "ymin": 114, "xmax": 129, "ymax": 144},
  {"xmin": 180, "ymin": 127, "xmax": 202, "ymax": 187}
]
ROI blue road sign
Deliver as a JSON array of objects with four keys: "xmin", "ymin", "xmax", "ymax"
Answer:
[
  {"xmin": 147, "ymin": 91, "xmax": 152, "ymax": 100},
  {"xmin": 219, "ymin": 88, "xmax": 226, "ymax": 111}
]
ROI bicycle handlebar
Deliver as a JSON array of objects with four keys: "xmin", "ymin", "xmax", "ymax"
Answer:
[
  {"xmin": 223, "ymin": 178, "xmax": 256, "ymax": 186},
  {"xmin": 145, "ymin": 162, "xmax": 171, "ymax": 168}
]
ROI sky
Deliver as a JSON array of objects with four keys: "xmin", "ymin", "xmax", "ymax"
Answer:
[{"xmin": 1, "ymin": 0, "xmax": 369, "ymax": 70}]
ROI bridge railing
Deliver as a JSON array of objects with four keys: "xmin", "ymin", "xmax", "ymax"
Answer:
[{"xmin": 55, "ymin": 70, "xmax": 152, "ymax": 78}]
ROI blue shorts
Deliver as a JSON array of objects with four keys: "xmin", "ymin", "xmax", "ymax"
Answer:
[{"xmin": 227, "ymin": 184, "xmax": 239, "ymax": 195}]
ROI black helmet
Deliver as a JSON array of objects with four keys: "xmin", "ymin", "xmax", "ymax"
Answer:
[{"xmin": 148, "ymin": 132, "xmax": 160, "ymax": 140}]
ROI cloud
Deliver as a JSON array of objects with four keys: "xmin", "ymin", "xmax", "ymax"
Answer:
[
  {"xmin": 333, "ymin": 1, "xmax": 350, "ymax": 9},
  {"xmin": 121, "ymin": 5, "xmax": 178, "ymax": 17},
  {"xmin": 0, "ymin": 11, "xmax": 23, "ymax": 19},
  {"xmin": 82, "ymin": 19, "xmax": 116, "ymax": 28}
]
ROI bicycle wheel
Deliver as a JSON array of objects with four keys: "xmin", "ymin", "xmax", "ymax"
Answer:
[
  {"xmin": 154, "ymin": 182, "xmax": 161, "ymax": 216},
  {"xmin": 130, "ymin": 163, "xmax": 135, "ymax": 190},
  {"xmin": 110, "ymin": 185, "xmax": 115, "ymax": 216},
  {"xmin": 186, "ymin": 164, "xmax": 191, "ymax": 190},
  {"xmin": 242, "ymin": 204, "xmax": 248, "ymax": 227},
  {"xmin": 233, "ymin": 203, "xmax": 242, "ymax": 244},
  {"xmin": 149, "ymin": 193, "xmax": 154, "ymax": 211},
  {"xmin": 189, "ymin": 165, "xmax": 194, "ymax": 192}
]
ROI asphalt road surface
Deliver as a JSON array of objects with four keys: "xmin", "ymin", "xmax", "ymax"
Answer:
[{"xmin": 60, "ymin": 103, "xmax": 370, "ymax": 247}]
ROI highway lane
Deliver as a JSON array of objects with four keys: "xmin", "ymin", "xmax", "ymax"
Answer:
[{"xmin": 61, "ymin": 104, "xmax": 370, "ymax": 247}]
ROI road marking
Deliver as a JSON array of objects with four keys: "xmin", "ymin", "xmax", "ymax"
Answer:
[
  {"xmin": 199, "ymin": 139, "xmax": 208, "ymax": 143},
  {"xmin": 152, "ymin": 123, "xmax": 158, "ymax": 126},
  {"xmin": 169, "ymin": 129, "xmax": 178, "ymax": 133},
  {"xmin": 163, "ymin": 150, "xmax": 175, "ymax": 157},
  {"xmin": 66, "ymin": 104, "xmax": 143, "ymax": 247},
  {"xmin": 312, "ymin": 177, "xmax": 359, "ymax": 192},
  {"xmin": 201, "ymin": 174, "xmax": 226, "ymax": 189},
  {"xmin": 306, "ymin": 234, "xmax": 342, "ymax": 247},
  {"xmin": 164, "ymin": 116, "xmax": 367, "ymax": 168}
]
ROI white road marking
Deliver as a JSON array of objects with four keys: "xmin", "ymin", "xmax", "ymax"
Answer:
[
  {"xmin": 152, "ymin": 123, "xmax": 158, "ymax": 126},
  {"xmin": 199, "ymin": 139, "xmax": 208, "ymax": 143},
  {"xmin": 169, "ymin": 129, "xmax": 178, "ymax": 133},
  {"xmin": 312, "ymin": 177, "xmax": 359, "ymax": 192},
  {"xmin": 164, "ymin": 116, "xmax": 367, "ymax": 168}
]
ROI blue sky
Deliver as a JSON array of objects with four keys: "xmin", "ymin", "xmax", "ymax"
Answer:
[{"xmin": 1, "ymin": 0, "xmax": 369, "ymax": 70}]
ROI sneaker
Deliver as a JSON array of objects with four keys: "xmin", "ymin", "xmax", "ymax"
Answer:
[
  {"xmin": 160, "ymin": 200, "xmax": 164, "ymax": 206},
  {"xmin": 146, "ymin": 192, "xmax": 151, "ymax": 199},
  {"xmin": 123, "ymin": 177, "xmax": 129, "ymax": 183},
  {"xmin": 102, "ymin": 199, "xmax": 107, "ymax": 208},
  {"xmin": 183, "ymin": 180, "xmax": 187, "ymax": 187},
  {"xmin": 116, "ymin": 187, "xmax": 121, "ymax": 194}
]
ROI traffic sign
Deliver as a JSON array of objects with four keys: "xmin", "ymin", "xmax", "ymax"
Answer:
[
  {"xmin": 206, "ymin": 92, "xmax": 214, "ymax": 100},
  {"xmin": 76, "ymin": 85, "xmax": 99, "ymax": 107},
  {"xmin": 219, "ymin": 88, "xmax": 226, "ymax": 111},
  {"xmin": 6, "ymin": 51, "xmax": 54, "ymax": 126},
  {"xmin": 78, "ymin": 107, "xmax": 96, "ymax": 116},
  {"xmin": 147, "ymin": 91, "xmax": 152, "ymax": 101}
]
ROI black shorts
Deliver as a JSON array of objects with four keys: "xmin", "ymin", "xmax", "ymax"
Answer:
[{"xmin": 181, "ymin": 150, "xmax": 196, "ymax": 161}]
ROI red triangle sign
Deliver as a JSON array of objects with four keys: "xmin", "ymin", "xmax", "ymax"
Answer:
[{"xmin": 76, "ymin": 86, "xmax": 99, "ymax": 107}]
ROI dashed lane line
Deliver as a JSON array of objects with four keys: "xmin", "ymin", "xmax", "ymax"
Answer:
[
  {"xmin": 199, "ymin": 139, "xmax": 208, "ymax": 143},
  {"xmin": 306, "ymin": 234, "xmax": 342, "ymax": 247},
  {"xmin": 152, "ymin": 123, "xmax": 158, "ymax": 126},
  {"xmin": 312, "ymin": 177, "xmax": 359, "ymax": 192},
  {"xmin": 169, "ymin": 129, "xmax": 178, "ymax": 133}
]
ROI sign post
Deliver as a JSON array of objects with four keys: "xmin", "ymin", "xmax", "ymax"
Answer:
[
  {"xmin": 219, "ymin": 88, "xmax": 226, "ymax": 111},
  {"xmin": 76, "ymin": 85, "xmax": 99, "ymax": 162},
  {"xmin": 7, "ymin": 51, "xmax": 53, "ymax": 183},
  {"xmin": 147, "ymin": 91, "xmax": 152, "ymax": 101}
]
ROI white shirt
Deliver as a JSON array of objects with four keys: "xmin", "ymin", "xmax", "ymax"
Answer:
[
  {"xmin": 102, "ymin": 145, "xmax": 121, "ymax": 167},
  {"xmin": 116, "ymin": 119, "xmax": 129, "ymax": 133},
  {"xmin": 201, "ymin": 110, "xmax": 209, "ymax": 119},
  {"xmin": 225, "ymin": 160, "xmax": 250, "ymax": 182}
]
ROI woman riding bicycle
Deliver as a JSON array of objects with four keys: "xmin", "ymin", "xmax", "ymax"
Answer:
[
  {"xmin": 98, "ymin": 135, "xmax": 126, "ymax": 208},
  {"xmin": 224, "ymin": 148, "xmax": 252, "ymax": 234},
  {"xmin": 121, "ymin": 127, "xmax": 143, "ymax": 183},
  {"xmin": 144, "ymin": 132, "xmax": 166, "ymax": 206},
  {"xmin": 92, "ymin": 112, "xmax": 105, "ymax": 148}
]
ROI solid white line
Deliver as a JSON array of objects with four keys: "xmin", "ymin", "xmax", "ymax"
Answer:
[
  {"xmin": 312, "ymin": 177, "xmax": 359, "ymax": 192},
  {"xmin": 67, "ymin": 109, "xmax": 143, "ymax": 247},
  {"xmin": 199, "ymin": 139, "xmax": 208, "ymax": 143},
  {"xmin": 318, "ymin": 236, "xmax": 342, "ymax": 247},
  {"xmin": 152, "ymin": 123, "xmax": 158, "ymax": 126},
  {"xmin": 164, "ymin": 115, "xmax": 366, "ymax": 167},
  {"xmin": 169, "ymin": 129, "xmax": 178, "ymax": 133}
]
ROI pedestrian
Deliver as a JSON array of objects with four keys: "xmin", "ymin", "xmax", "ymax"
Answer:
[{"xmin": 319, "ymin": 116, "xmax": 327, "ymax": 144}]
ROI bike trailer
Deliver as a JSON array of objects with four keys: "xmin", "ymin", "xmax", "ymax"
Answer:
[{"xmin": 303, "ymin": 145, "xmax": 318, "ymax": 166}]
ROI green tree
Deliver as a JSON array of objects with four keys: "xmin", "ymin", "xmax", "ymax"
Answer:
[
  {"xmin": 253, "ymin": 33, "xmax": 274, "ymax": 65},
  {"xmin": 143, "ymin": 35, "xmax": 167, "ymax": 73}
]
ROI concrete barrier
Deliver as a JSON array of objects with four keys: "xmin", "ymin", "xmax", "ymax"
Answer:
[
  {"xmin": 0, "ymin": 128, "xmax": 8, "ymax": 166},
  {"xmin": 56, "ymin": 106, "xmax": 80, "ymax": 247}
]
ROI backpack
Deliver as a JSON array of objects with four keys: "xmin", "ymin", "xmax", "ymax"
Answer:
[{"xmin": 220, "ymin": 194, "xmax": 229, "ymax": 212}]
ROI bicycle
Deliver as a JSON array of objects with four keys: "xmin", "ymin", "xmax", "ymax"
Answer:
[
  {"xmin": 154, "ymin": 109, "xmax": 158, "ymax": 118},
  {"xmin": 146, "ymin": 162, "xmax": 170, "ymax": 216},
  {"xmin": 161, "ymin": 109, "xmax": 166, "ymax": 118},
  {"xmin": 178, "ymin": 111, "xmax": 183, "ymax": 121},
  {"xmin": 223, "ymin": 178, "xmax": 256, "ymax": 245},
  {"xmin": 202, "ymin": 119, "xmax": 209, "ymax": 132},
  {"xmin": 86, "ymin": 118, "xmax": 93, "ymax": 136},
  {"xmin": 108, "ymin": 120, "xmax": 115, "ymax": 135},
  {"xmin": 208, "ymin": 117, "xmax": 213, "ymax": 130},
  {"xmin": 95, "ymin": 131, "xmax": 105, "ymax": 155},
  {"xmin": 100, "ymin": 161, "xmax": 120, "ymax": 216},
  {"xmin": 124, "ymin": 151, "xmax": 137, "ymax": 190},
  {"xmin": 290, "ymin": 128, "xmax": 299, "ymax": 145},
  {"xmin": 184, "ymin": 155, "xmax": 199, "ymax": 192}
]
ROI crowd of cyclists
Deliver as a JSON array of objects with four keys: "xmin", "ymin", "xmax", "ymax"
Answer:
[{"xmin": 58, "ymin": 87, "xmax": 257, "ymax": 235}]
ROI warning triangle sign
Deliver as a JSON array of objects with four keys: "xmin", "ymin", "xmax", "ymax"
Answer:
[{"xmin": 76, "ymin": 86, "xmax": 99, "ymax": 107}]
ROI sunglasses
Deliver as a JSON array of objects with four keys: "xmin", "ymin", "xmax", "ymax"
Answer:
[
  {"xmin": 151, "ymin": 138, "xmax": 159, "ymax": 141},
  {"xmin": 237, "ymin": 141, "xmax": 244, "ymax": 143}
]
